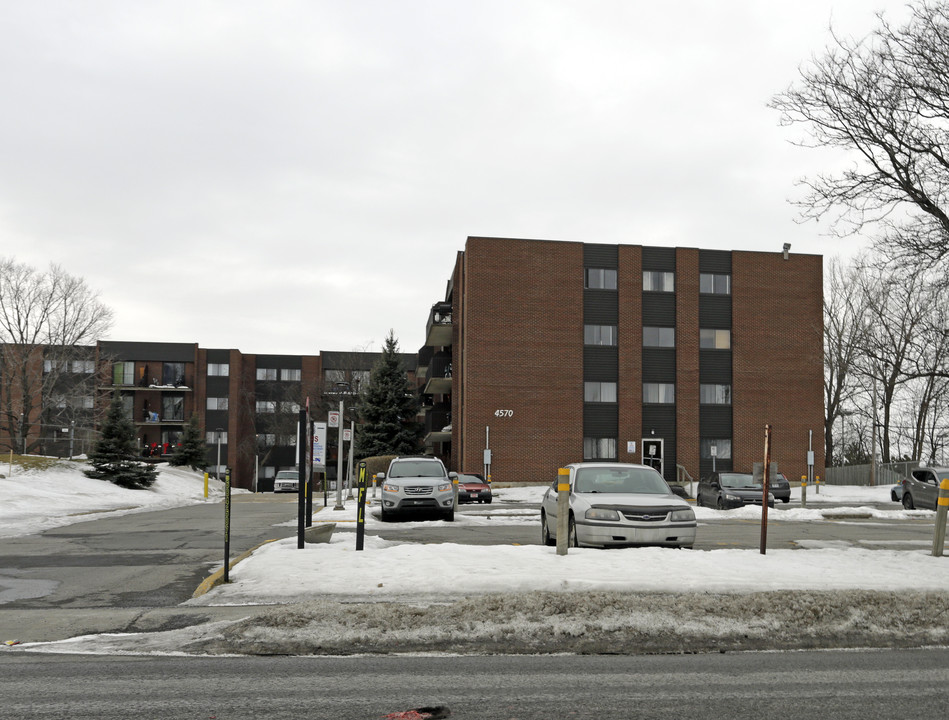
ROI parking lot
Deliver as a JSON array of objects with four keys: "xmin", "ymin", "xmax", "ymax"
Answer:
[{"xmin": 329, "ymin": 485, "xmax": 939, "ymax": 552}]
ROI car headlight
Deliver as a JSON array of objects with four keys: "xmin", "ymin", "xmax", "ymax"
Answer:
[
  {"xmin": 670, "ymin": 508, "xmax": 695, "ymax": 522},
  {"xmin": 438, "ymin": 483, "xmax": 451, "ymax": 492},
  {"xmin": 383, "ymin": 483, "xmax": 399, "ymax": 492},
  {"xmin": 585, "ymin": 508, "xmax": 620, "ymax": 521},
  {"xmin": 725, "ymin": 493, "xmax": 740, "ymax": 502}
]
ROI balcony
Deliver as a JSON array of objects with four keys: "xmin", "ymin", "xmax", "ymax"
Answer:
[
  {"xmin": 423, "ymin": 406, "xmax": 451, "ymax": 445},
  {"xmin": 422, "ymin": 352, "xmax": 452, "ymax": 396},
  {"xmin": 416, "ymin": 345, "xmax": 434, "ymax": 383},
  {"xmin": 424, "ymin": 302, "xmax": 453, "ymax": 348}
]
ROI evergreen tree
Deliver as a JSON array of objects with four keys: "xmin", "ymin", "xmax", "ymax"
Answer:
[
  {"xmin": 85, "ymin": 392, "xmax": 158, "ymax": 489},
  {"xmin": 355, "ymin": 330, "xmax": 423, "ymax": 458},
  {"xmin": 170, "ymin": 414, "xmax": 207, "ymax": 470}
]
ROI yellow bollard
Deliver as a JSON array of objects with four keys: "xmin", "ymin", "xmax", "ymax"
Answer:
[
  {"xmin": 204, "ymin": 472, "xmax": 209, "ymax": 499},
  {"xmin": 932, "ymin": 479, "xmax": 949, "ymax": 557},
  {"xmin": 556, "ymin": 468, "xmax": 571, "ymax": 556}
]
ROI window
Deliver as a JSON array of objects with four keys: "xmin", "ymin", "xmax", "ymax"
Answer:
[
  {"xmin": 207, "ymin": 431, "xmax": 228, "ymax": 443},
  {"xmin": 584, "ymin": 437, "xmax": 617, "ymax": 460},
  {"xmin": 257, "ymin": 433, "xmax": 275, "ymax": 447},
  {"xmin": 584, "ymin": 325, "xmax": 617, "ymax": 346},
  {"xmin": 700, "ymin": 384, "xmax": 732, "ymax": 404},
  {"xmin": 258, "ymin": 465, "xmax": 275, "ymax": 479},
  {"xmin": 71, "ymin": 359, "xmax": 95, "ymax": 373},
  {"xmin": 585, "ymin": 268, "xmax": 617, "ymax": 290},
  {"xmin": 643, "ymin": 383, "xmax": 675, "ymax": 404},
  {"xmin": 43, "ymin": 359, "xmax": 66, "ymax": 374},
  {"xmin": 113, "ymin": 362, "xmax": 134, "ymax": 386},
  {"xmin": 701, "ymin": 439, "xmax": 732, "ymax": 459},
  {"xmin": 281, "ymin": 368, "xmax": 301, "ymax": 381},
  {"xmin": 163, "ymin": 395, "xmax": 184, "ymax": 421},
  {"xmin": 351, "ymin": 370, "xmax": 370, "ymax": 391},
  {"xmin": 207, "ymin": 397, "xmax": 229, "ymax": 411},
  {"xmin": 700, "ymin": 329, "xmax": 731, "ymax": 349},
  {"xmin": 207, "ymin": 363, "xmax": 229, "ymax": 377},
  {"xmin": 643, "ymin": 271, "xmax": 674, "ymax": 292},
  {"xmin": 584, "ymin": 381, "xmax": 617, "ymax": 402},
  {"xmin": 120, "ymin": 394, "xmax": 134, "ymax": 418},
  {"xmin": 643, "ymin": 326, "xmax": 675, "ymax": 347},
  {"xmin": 256, "ymin": 368, "xmax": 278, "ymax": 381},
  {"xmin": 324, "ymin": 369, "xmax": 346, "ymax": 384},
  {"xmin": 700, "ymin": 273, "xmax": 731, "ymax": 295},
  {"xmin": 279, "ymin": 401, "xmax": 300, "ymax": 413},
  {"xmin": 256, "ymin": 400, "xmax": 276, "ymax": 413},
  {"xmin": 163, "ymin": 362, "xmax": 185, "ymax": 386}
]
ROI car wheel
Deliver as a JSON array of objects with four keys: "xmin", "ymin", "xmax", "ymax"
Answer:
[
  {"xmin": 485, "ymin": 497, "xmax": 492, "ymax": 504},
  {"xmin": 541, "ymin": 512, "xmax": 555, "ymax": 546},
  {"xmin": 716, "ymin": 496, "xmax": 726, "ymax": 511},
  {"xmin": 443, "ymin": 508, "xmax": 455, "ymax": 522},
  {"xmin": 903, "ymin": 493, "xmax": 915, "ymax": 510},
  {"xmin": 568, "ymin": 515, "xmax": 579, "ymax": 547},
  {"xmin": 782, "ymin": 497, "xmax": 790, "ymax": 503}
]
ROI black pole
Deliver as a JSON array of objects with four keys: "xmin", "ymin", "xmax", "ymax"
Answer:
[
  {"xmin": 223, "ymin": 467, "xmax": 231, "ymax": 583},
  {"xmin": 356, "ymin": 461, "xmax": 368, "ymax": 551},
  {"xmin": 297, "ymin": 408, "xmax": 307, "ymax": 549}
]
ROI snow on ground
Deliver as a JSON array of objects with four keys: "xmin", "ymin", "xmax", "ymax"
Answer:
[
  {"xmin": 0, "ymin": 460, "xmax": 240, "ymax": 538},
  {"xmin": 5, "ymin": 469, "xmax": 949, "ymax": 656}
]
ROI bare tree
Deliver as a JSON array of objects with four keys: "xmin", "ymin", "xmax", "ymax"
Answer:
[
  {"xmin": 0, "ymin": 259, "xmax": 114, "ymax": 453},
  {"xmin": 771, "ymin": 2, "xmax": 949, "ymax": 272},
  {"xmin": 823, "ymin": 256, "xmax": 872, "ymax": 463}
]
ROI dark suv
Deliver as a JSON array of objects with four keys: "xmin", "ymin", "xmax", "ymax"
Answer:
[{"xmin": 378, "ymin": 456, "xmax": 457, "ymax": 521}]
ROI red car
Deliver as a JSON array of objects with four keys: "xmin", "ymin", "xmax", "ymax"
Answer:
[{"xmin": 456, "ymin": 473, "xmax": 492, "ymax": 504}]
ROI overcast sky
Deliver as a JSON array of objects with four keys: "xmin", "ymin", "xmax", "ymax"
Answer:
[{"xmin": 0, "ymin": 1, "xmax": 910, "ymax": 356}]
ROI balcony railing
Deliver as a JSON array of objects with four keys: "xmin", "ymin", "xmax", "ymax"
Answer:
[{"xmin": 424, "ymin": 302, "xmax": 453, "ymax": 348}]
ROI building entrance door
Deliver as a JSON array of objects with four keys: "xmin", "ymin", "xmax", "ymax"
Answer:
[{"xmin": 642, "ymin": 438, "xmax": 664, "ymax": 476}]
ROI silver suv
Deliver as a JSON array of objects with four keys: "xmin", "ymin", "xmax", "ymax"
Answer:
[{"xmin": 378, "ymin": 456, "xmax": 457, "ymax": 521}]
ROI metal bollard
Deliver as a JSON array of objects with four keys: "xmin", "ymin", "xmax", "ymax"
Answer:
[
  {"xmin": 815, "ymin": 475, "xmax": 821, "ymax": 494},
  {"xmin": 556, "ymin": 468, "xmax": 570, "ymax": 556},
  {"xmin": 932, "ymin": 479, "xmax": 949, "ymax": 557},
  {"xmin": 452, "ymin": 476, "xmax": 459, "ymax": 511},
  {"xmin": 800, "ymin": 475, "xmax": 807, "ymax": 508}
]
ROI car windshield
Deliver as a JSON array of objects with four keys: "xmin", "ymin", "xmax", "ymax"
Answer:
[
  {"xmin": 459, "ymin": 475, "xmax": 483, "ymax": 483},
  {"xmin": 276, "ymin": 471, "xmax": 297, "ymax": 479},
  {"xmin": 574, "ymin": 467, "xmax": 669, "ymax": 494},
  {"xmin": 388, "ymin": 460, "xmax": 445, "ymax": 478},
  {"xmin": 720, "ymin": 473, "xmax": 757, "ymax": 488}
]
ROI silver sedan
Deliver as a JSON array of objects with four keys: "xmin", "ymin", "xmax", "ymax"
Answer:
[{"xmin": 540, "ymin": 462, "xmax": 696, "ymax": 549}]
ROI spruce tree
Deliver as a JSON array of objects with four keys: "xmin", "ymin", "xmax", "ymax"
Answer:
[
  {"xmin": 355, "ymin": 330, "xmax": 423, "ymax": 458},
  {"xmin": 170, "ymin": 414, "xmax": 207, "ymax": 470},
  {"xmin": 85, "ymin": 393, "xmax": 158, "ymax": 489}
]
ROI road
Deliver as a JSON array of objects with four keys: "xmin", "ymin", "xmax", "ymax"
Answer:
[
  {"xmin": 3, "ymin": 648, "xmax": 948, "ymax": 719},
  {"xmin": 0, "ymin": 491, "xmax": 937, "ymax": 644}
]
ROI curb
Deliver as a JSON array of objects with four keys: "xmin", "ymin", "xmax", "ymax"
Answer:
[{"xmin": 192, "ymin": 539, "xmax": 277, "ymax": 598}]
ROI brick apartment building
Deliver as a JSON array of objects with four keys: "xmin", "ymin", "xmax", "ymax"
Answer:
[
  {"xmin": 417, "ymin": 236, "xmax": 824, "ymax": 486},
  {"xmin": 3, "ymin": 340, "xmax": 414, "ymax": 492}
]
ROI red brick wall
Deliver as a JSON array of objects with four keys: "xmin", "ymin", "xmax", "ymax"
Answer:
[
  {"xmin": 732, "ymin": 251, "xmax": 825, "ymax": 479},
  {"xmin": 459, "ymin": 237, "xmax": 584, "ymax": 484},
  {"xmin": 617, "ymin": 245, "xmax": 643, "ymax": 461},
  {"xmin": 676, "ymin": 248, "xmax": 701, "ymax": 476}
]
